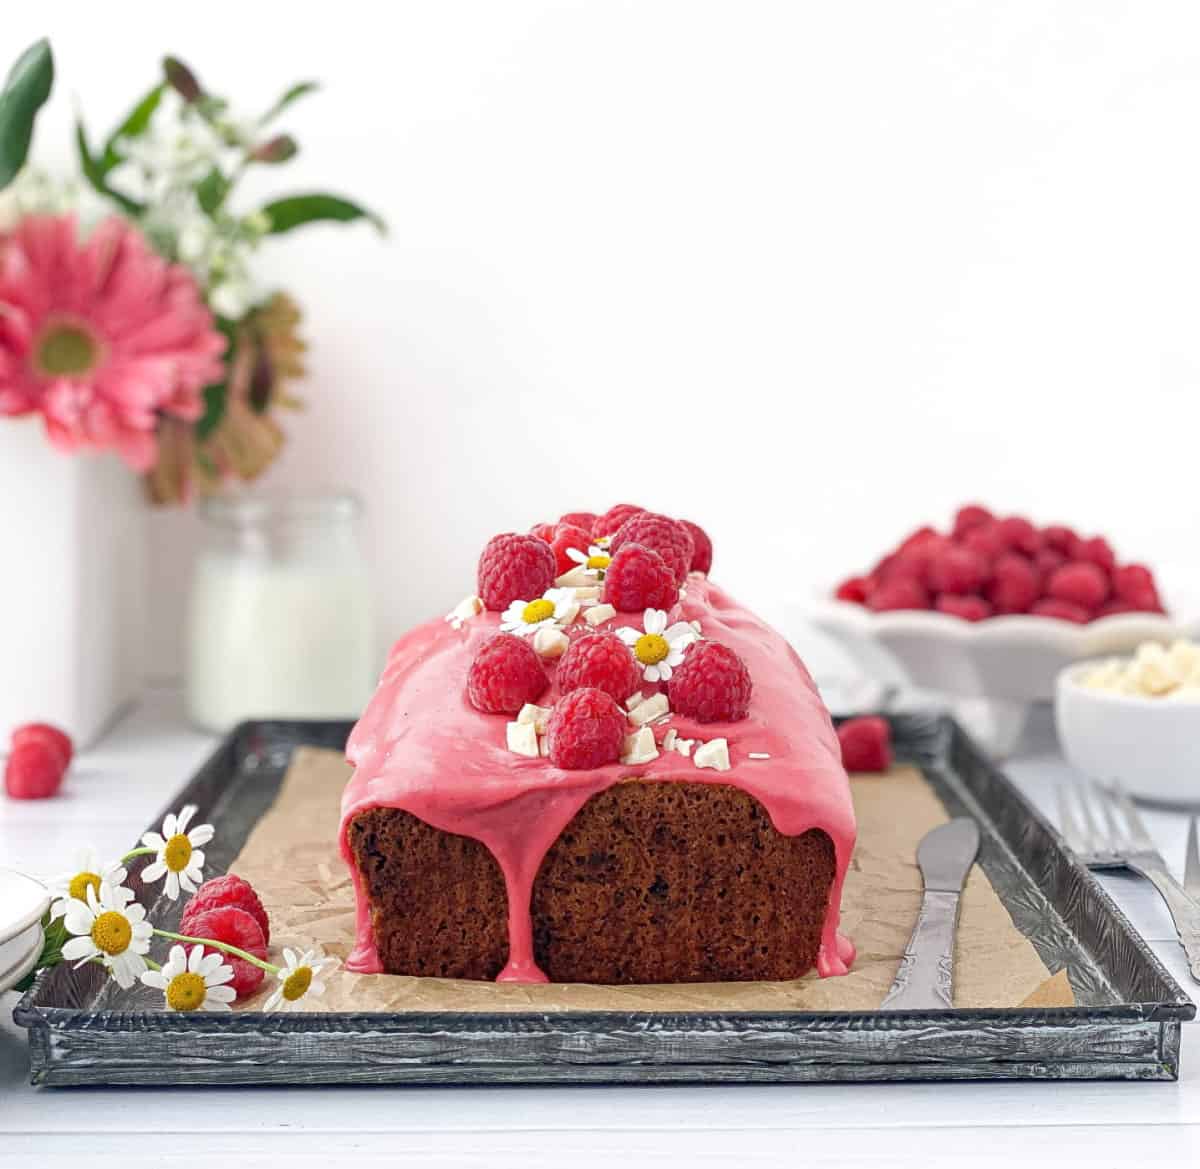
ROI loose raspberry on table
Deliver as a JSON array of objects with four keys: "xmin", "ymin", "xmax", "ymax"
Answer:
[
  {"xmin": 11, "ymin": 722, "xmax": 73, "ymax": 769},
  {"xmin": 926, "ymin": 546, "xmax": 989, "ymax": 595},
  {"xmin": 667, "ymin": 640, "xmax": 752, "ymax": 723},
  {"xmin": 835, "ymin": 576, "xmax": 870, "ymax": 604},
  {"xmin": 952, "ymin": 504, "xmax": 993, "ymax": 539},
  {"xmin": 4, "ymin": 740, "xmax": 65, "ymax": 800},
  {"xmin": 986, "ymin": 553, "xmax": 1039, "ymax": 615},
  {"xmin": 1030, "ymin": 598, "xmax": 1090, "ymax": 623},
  {"xmin": 593, "ymin": 503, "xmax": 645, "ymax": 538},
  {"xmin": 545, "ymin": 687, "xmax": 627, "ymax": 769},
  {"xmin": 477, "ymin": 533, "xmax": 557, "ymax": 611},
  {"xmin": 603, "ymin": 543, "xmax": 679, "ymax": 612},
  {"xmin": 559, "ymin": 511, "xmax": 597, "ymax": 532},
  {"xmin": 1113, "ymin": 563, "xmax": 1162, "ymax": 610},
  {"xmin": 184, "ymin": 905, "xmax": 267, "ymax": 1000},
  {"xmin": 837, "ymin": 716, "xmax": 892, "ymax": 772},
  {"xmin": 549, "ymin": 523, "xmax": 592, "ymax": 576},
  {"xmin": 556, "ymin": 632, "xmax": 641, "ymax": 704},
  {"xmin": 866, "ymin": 577, "xmax": 929, "ymax": 612},
  {"xmin": 608, "ymin": 513, "xmax": 694, "ymax": 586},
  {"xmin": 1046, "ymin": 562, "xmax": 1108, "ymax": 610},
  {"xmin": 181, "ymin": 874, "xmax": 270, "ymax": 944},
  {"xmin": 995, "ymin": 515, "xmax": 1041, "ymax": 555},
  {"xmin": 936, "ymin": 594, "xmax": 993, "ymax": 621},
  {"xmin": 898, "ymin": 526, "xmax": 940, "ymax": 555},
  {"xmin": 679, "ymin": 519, "xmax": 712, "ymax": 574},
  {"xmin": 1070, "ymin": 535, "xmax": 1116, "ymax": 574},
  {"xmin": 467, "ymin": 634, "xmax": 549, "ymax": 714}
]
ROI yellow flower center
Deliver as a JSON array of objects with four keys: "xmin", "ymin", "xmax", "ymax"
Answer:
[
  {"xmin": 68, "ymin": 871, "xmax": 102, "ymax": 902},
  {"xmin": 91, "ymin": 910, "xmax": 132, "ymax": 956},
  {"xmin": 165, "ymin": 971, "xmax": 208, "ymax": 1012},
  {"xmin": 163, "ymin": 834, "xmax": 193, "ymax": 873},
  {"xmin": 634, "ymin": 633, "xmax": 670, "ymax": 665},
  {"xmin": 282, "ymin": 965, "xmax": 313, "ymax": 1002},
  {"xmin": 35, "ymin": 321, "xmax": 102, "ymax": 377},
  {"xmin": 586, "ymin": 554, "xmax": 611, "ymax": 570},
  {"xmin": 521, "ymin": 599, "xmax": 555, "ymax": 624}
]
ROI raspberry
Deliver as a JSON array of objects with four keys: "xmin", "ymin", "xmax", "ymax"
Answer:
[
  {"xmin": 995, "ymin": 515, "xmax": 1041, "ymax": 555},
  {"xmin": 837, "ymin": 716, "xmax": 892, "ymax": 772},
  {"xmin": 1046, "ymin": 562, "xmax": 1108, "ymax": 609},
  {"xmin": 467, "ymin": 635, "xmax": 549, "ymax": 714},
  {"xmin": 559, "ymin": 511, "xmax": 597, "ymax": 532},
  {"xmin": 986, "ymin": 553, "xmax": 1039, "ymax": 615},
  {"xmin": 898, "ymin": 526, "xmax": 940, "ymax": 555},
  {"xmin": 545, "ymin": 687, "xmax": 626, "ymax": 769},
  {"xmin": 181, "ymin": 874, "xmax": 270, "ymax": 944},
  {"xmin": 926, "ymin": 546, "xmax": 988, "ymax": 595},
  {"xmin": 4, "ymin": 741, "xmax": 64, "ymax": 799},
  {"xmin": 593, "ymin": 503, "xmax": 645, "ymax": 538},
  {"xmin": 529, "ymin": 522, "xmax": 557, "ymax": 543},
  {"xmin": 959, "ymin": 522, "xmax": 1007, "ymax": 564},
  {"xmin": 835, "ymin": 576, "xmax": 870, "ymax": 604},
  {"xmin": 603, "ymin": 543, "xmax": 679, "ymax": 612},
  {"xmin": 866, "ymin": 577, "xmax": 929, "ymax": 612},
  {"xmin": 1113, "ymin": 563, "xmax": 1162, "ymax": 609},
  {"xmin": 477, "ymin": 533, "xmax": 557, "ymax": 611},
  {"xmin": 952, "ymin": 504, "xmax": 993, "ymax": 539},
  {"xmin": 11, "ymin": 722, "xmax": 73, "ymax": 769},
  {"xmin": 609, "ymin": 513, "xmax": 694, "ymax": 586},
  {"xmin": 936, "ymin": 594, "xmax": 993, "ymax": 621},
  {"xmin": 184, "ymin": 906, "xmax": 266, "ymax": 999},
  {"xmin": 1070, "ymin": 536, "xmax": 1116, "ymax": 574},
  {"xmin": 556, "ymin": 632, "xmax": 641, "ymax": 704},
  {"xmin": 667, "ymin": 640, "xmax": 752, "ymax": 723},
  {"xmin": 1032, "ymin": 547, "xmax": 1067, "ymax": 583},
  {"xmin": 679, "ymin": 519, "xmax": 713, "ymax": 574},
  {"xmin": 1031, "ymin": 598, "xmax": 1090, "ymax": 624},
  {"xmin": 549, "ymin": 523, "xmax": 592, "ymax": 576},
  {"xmin": 1042, "ymin": 525, "xmax": 1076, "ymax": 554}
]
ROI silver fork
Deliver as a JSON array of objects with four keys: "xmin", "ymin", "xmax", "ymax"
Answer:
[{"xmin": 1057, "ymin": 776, "xmax": 1200, "ymax": 983}]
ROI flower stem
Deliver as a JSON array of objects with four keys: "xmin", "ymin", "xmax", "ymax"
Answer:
[
  {"xmin": 153, "ymin": 929, "xmax": 278, "ymax": 974},
  {"xmin": 144, "ymin": 956, "xmax": 162, "ymax": 972},
  {"xmin": 121, "ymin": 846, "xmax": 155, "ymax": 862}
]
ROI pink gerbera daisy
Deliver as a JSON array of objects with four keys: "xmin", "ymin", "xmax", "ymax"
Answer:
[{"xmin": 0, "ymin": 214, "xmax": 226, "ymax": 471}]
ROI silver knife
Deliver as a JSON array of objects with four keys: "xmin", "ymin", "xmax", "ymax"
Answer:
[
  {"xmin": 881, "ymin": 818, "xmax": 980, "ymax": 1011},
  {"xmin": 1186, "ymin": 816, "xmax": 1200, "ymax": 901}
]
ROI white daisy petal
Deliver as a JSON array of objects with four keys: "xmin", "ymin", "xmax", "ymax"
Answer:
[
  {"xmin": 263, "ymin": 988, "xmax": 285, "ymax": 1012},
  {"xmin": 142, "ymin": 832, "xmax": 166, "ymax": 851},
  {"xmin": 161, "ymin": 814, "xmax": 178, "ymax": 839},
  {"xmin": 165, "ymin": 870, "xmax": 180, "ymax": 900},
  {"xmin": 188, "ymin": 824, "xmax": 215, "ymax": 847},
  {"xmin": 644, "ymin": 665, "xmax": 661, "ymax": 683},
  {"xmin": 658, "ymin": 663, "xmax": 673, "ymax": 681},
  {"xmin": 141, "ymin": 970, "xmax": 169, "ymax": 990},
  {"xmin": 176, "ymin": 806, "xmax": 196, "ymax": 835},
  {"xmin": 206, "ymin": 986, "xmax": 236, "ymax": 1005},
  {"xmin": 63, "ymin": 901, "xmax": 95, "ymax": 935},
  {"xmin": 566, "ymin": 547, "xmax": 587, "ymax": 564},
  {"xmin": 617, "ymin": 627, "xmax": 639, "ymax": 645},
  {"xmin": 142, "ymin": 860, "xmax": 167, "ymax": 883},
  {"xmin": 62, "ymin": 936, "xmax": 97, "ymax": 962}
]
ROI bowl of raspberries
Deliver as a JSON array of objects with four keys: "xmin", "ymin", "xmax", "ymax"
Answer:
[{"xmin": 811, "ymin": 505, "xmax": 1194, "ymax": 711}]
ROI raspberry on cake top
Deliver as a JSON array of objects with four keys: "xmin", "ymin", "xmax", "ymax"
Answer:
[{"xmin": 340, "ymin": 508, "xmax": 857, "ymax": 983}]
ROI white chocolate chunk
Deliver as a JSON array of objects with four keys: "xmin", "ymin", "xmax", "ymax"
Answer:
[
  {"xmin": 555, "ymin": 566, "xmax": 593, "ymax": 588},
  {"xmin": 533, "ymin": 626, "xmax": 569, "ymax": 659},
  {"xmin": 573, "ymin": 586, "xmax": 602, "ymax": 602},
  {"xmin": 557, "ymin": 601, "xmax": 581, "ymax": 626},
  {"xmin": 517, "ymin": 703, "xmax": 552, "ymax": 732},
  {"xmin": 693, "ymin": 738, "xmax": 731, "ymax": 772},
  {"xmin": 662, "ymin": 728, "xmax": 678, "ymax": 751},
  {"xmin": 539, "ymin": 733, "xmax": 550, "ymax": 756},
  {"xmin": 506, "ymin": 721, "xmax": 539, "ymax": 758},
  {"xmin": 628, "ymin": 692, "xmax": 669, "ymax": 726},
  {"xmin": 445, "ymin": 594, "xmax": 483, "ymax": 623},
  {"xmin": 620, "ymin": 726, "xmax": 659, "ymax": 765},
  {"xmin": 748, "ymin": 751, "xmax": 771, "ymax": 760},
  {"xmin": 625, "ymin": 692, "xmax": 645, "ymax": 711},
  {"xmin": 675, "ymin": 738, "xmax": 694, "ymax": 757},
  {"xmin": 585, "ymin": 603, "xmax": 617, "ymax": 627}
]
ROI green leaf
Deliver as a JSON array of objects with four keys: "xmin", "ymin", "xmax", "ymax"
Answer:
[
  {"xmin": 260, "ymin": 80, "xmax": 319, "ymax": 125},
  {"xmin": 196, "ymin": 381, "xmax": 228, "ymax": 440},
  {"xmin": 0, "ymin": 38, "xmax": 54, "ymax": 191},
  {"xmin": 75, "ymin": 119, "xmax": 144, "ymax": 216},
  {"xmin": 98, "ymin": 83, "xmax": 164, "ymax": 175},
  {"xmin": 260, "ymin": 192, "xmax": 386, "ymax": 235},
  {"xmin": 196, "ymin": 167, "xmax": 229, "ymax": 214}
]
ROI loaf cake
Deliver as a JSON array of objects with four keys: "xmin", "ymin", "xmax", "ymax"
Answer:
[{"xmin": 339, "ymin": 508, "xmax": 856, "ymax": 984}]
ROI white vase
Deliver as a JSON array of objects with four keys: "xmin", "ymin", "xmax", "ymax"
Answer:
[{"xmin": 0, "ymin": 419, "xmax": 145, "ymax": 748}]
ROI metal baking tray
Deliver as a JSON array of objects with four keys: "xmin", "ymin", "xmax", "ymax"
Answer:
[{"xmin": 13, "ymin": 713, "xmax": 1195, "ymax": 1087}]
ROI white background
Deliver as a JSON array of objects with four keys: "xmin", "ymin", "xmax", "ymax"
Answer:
[{"xmin": 7, "ymin": 0, "xmax": 1200, "ymax": 674}]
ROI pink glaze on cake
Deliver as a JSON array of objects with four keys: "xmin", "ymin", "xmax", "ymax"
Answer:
[{"xmin": 339, "ymin": 575, "xmax": 857, "ymax": 982}]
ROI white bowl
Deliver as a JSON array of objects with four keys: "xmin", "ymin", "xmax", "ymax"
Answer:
[{"xmin": 1055, "ymin": 663, "xmax": 1200, "ymax": 806}]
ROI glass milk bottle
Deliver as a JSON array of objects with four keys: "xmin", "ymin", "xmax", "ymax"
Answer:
[{"xmin": 186, "ymin": 490, "xmax": 376, "ymax": 732}]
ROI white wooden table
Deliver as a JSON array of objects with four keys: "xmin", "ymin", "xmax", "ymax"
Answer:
[{"xmin": 1, "ymin": 688, "xmax": 1198, "ymax": 1168}]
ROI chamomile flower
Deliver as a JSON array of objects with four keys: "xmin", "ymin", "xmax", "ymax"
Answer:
[
  {"xmin": 617, "ymin": 609, "xmax": 698, "ymax": 683},
  {"xmin": 263, "ymin": 947, "xmax": 334, "ymax": 1012},
  {"xmin": 141, "ymin": 944, "xmax": 237, "ymax": 1012},
  {"xmin": 60, "ymin": 881, "xmax": 153, "ymax": 988},
  {"xmin": 566, "ymin": 544, "xmax": 612, "ymax": 578},
  {"xmin": 500, "ymin": 588, "xmax": 578, "ymax": 637},
  {"xmin": 140, "ymin": 805, "xmax": 215, "ymax": 900},
  {"xmin": 46, "ymin": 848, "xmax": 128, "ymax": 921}
]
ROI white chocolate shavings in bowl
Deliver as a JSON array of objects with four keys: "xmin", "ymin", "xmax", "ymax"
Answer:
[{"xmin": 1079, "ymin": 640, "xmax": 1200, "ymax": 700}]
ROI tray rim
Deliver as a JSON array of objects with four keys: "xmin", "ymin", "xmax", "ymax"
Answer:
[{"xmin": 12, "ymin": 712, "xmax": 1196, "ymax": 1086}]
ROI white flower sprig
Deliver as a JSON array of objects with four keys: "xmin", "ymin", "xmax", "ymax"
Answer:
[
  {"xmin": 618, "ymin": 608, "xmax": 698, "ymax": 683},
  {"xmin": 60, "ymin": 881, "xmax": 153, "ymax": 989},
  {"xmin": 47, "ymin": 848, "xmax": 128, "ymax": 921},
  {"xmin": 565, "ymin": 544, "xmax": 612, "ymax": 578},
  {"xmin": 262, "ymin": 947, "xmax": 334, "ymax": 1012},
  {"xmin": 500, "ymin": 588, "xmax": 578, "ymax": 637},
  {"xmin": 138, "ymin": 805, "xmax": 214, "ymax": 899},
  {"xmin": 141, "ymin": 944, "xmax": 236, "ymax": 1013}
]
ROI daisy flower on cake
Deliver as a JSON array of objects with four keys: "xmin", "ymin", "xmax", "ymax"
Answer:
[
  {"xmin": 141, "ymin": 944, "xmax": 237, "ymax": 1013},
  {"xmin": 139, "ymin": 804, "xmax": 215, "ymax": 899},
  {"xmin": 46, "ymin": 847, "xmax": 128, "ymax": 920},
  {"xmin": 0, "ymin": 213, "xmax": 225, "ymax": 470},
  {"xmin": 500, "ymin": 588, "xmax": 579, "ymax": 636},
  {"xmin": 60, "ymin": 880, "xmax": 153, "ymax": 988},
  {"xmin": 565, "ymin": 544, "xmax": 612, "ymax": 578},
  {"xmin": 618, "ymin": 608, "xmax": 698, "ymax": 683}
]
